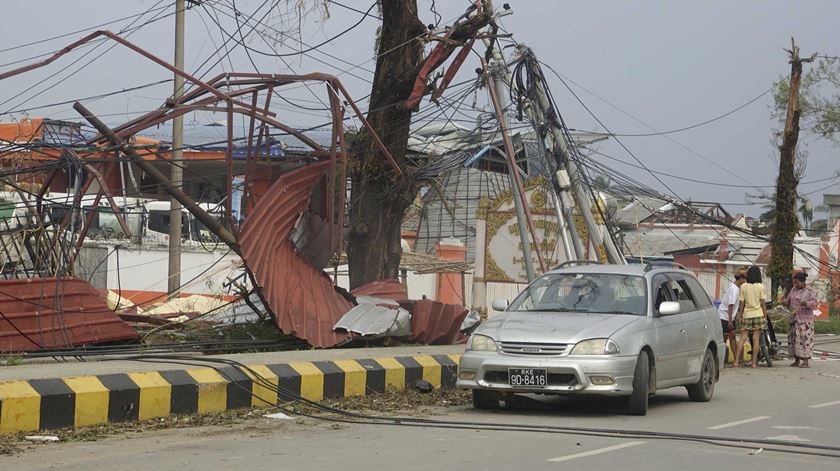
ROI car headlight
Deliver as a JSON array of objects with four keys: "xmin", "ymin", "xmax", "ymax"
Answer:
[
  {"xmin": 468, "ymin": 334, "xmax": 497, "ymax": 352},
  {"xmin": 571, "ymin": 338, "xmax": 620, "ymax": 355}
]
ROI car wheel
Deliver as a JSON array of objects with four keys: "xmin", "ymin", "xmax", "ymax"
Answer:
[
  {"xmin": 687, "ymin": 348, "xmax": 716, "ymax": 402},
  {"xmin": 626, "ymin": 351, "xmax": 650, "ymax": 416},
  {"xmin": 472, "ymin": 389, "xmax": 501, "ymax": 410}
]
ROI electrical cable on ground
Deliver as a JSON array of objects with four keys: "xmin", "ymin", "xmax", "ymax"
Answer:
[{"xmin": 108, "ymin": 354, "xmax": 840, "ymax": 460}]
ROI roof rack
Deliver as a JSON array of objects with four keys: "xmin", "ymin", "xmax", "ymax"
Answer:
[
  {"xmin": 554, "ymin": 260, "xmax": 602, "ymax": 270},
  {"xmin": 643, "ymin": 260, "xmax": 687, "ymax": 272}
]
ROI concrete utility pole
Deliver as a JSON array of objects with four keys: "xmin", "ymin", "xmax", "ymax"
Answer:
[
  {"xmin": 513, "ymin": 44, "xmax": 624, "ymax": 264},
  {"xmin": 511, "ymin": 59, "xmax": 584, "ymax": 262},
  {"xmin": 168, "ymin": 0, "xmax": 186, "ymax": 296},
  {"xmin": 485, "ymin": 58, "xmax": 542, "ymax": 282},
  {"xmin": 768, "ymin": 38, "xmax": 815, "ymax": 299}
]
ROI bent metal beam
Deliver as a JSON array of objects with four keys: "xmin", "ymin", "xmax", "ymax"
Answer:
[{"xmin": 73, "ymin": 102, "xmax": 239, "ymax": 251}]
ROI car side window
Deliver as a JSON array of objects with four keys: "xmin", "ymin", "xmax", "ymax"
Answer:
[
  {"xmin": 653, "ymin": 275, "xmax": 675, "ymax": 315},
  {"xmin": 668, "ymin": 277, "xmax": 698, "ymax": 312},
  {"xmin": 683, "ymin": 276, "xmax": 712, "ymax": 308}
]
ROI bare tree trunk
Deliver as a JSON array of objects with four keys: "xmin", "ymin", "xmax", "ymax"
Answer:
[
  {"xmin": 768, "ymin": 39, "xmax": 814, "ymax": 300},
  {"xmin": 347, "ymin": 1, "xmax": 426, "ymax": 289}
]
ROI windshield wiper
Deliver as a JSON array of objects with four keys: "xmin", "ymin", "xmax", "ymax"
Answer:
[{"xmin": 602, "ymin": 310, "xmax": 642, "ymax": 316}]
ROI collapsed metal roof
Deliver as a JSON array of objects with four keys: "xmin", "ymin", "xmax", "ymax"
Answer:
[
  {"xmin": 0, "ymin": 277, "xmax": 137, "ymax": 352},
  {"xmin": 238, "ymin": 161, "xmax": 354, "ymax": 348},
  {"xmin": 333, "ymin": 299, "xmax": 411, "ymax": 338}
]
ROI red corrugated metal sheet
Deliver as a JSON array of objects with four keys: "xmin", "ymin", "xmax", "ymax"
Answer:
[
  {"xmin": 351, "ymin": 279, "xmax": 408, "ymax": 301},
  {"xmin": 239, "ymin": 161, "xmax": 353, "ymax": 348},
  {"xmin": 402, "ymin": 299, "xmax": 469, "ymax": 345},
  {"xmin": 0, "ymin": 277, "xmax": 138, "ymax": 352}
]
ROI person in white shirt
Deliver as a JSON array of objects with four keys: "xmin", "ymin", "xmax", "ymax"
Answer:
[{"xmin": 719, "ymin": 268, "xmax": 747, "ymax": 365}]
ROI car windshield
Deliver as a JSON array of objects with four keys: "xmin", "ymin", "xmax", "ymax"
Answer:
[{"xmin": 507, "ymin": 273, "xmax": 648, "ymax": 315}]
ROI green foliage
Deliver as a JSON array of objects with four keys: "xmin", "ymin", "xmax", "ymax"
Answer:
[
  {"xmin": 0, "ymin": 356, "xmax": 23, "ymax": 367},
  {"xmin": 816, "ymin": 315, "xmax": 840, "ymax": 334},
  {"xmin": 806, "ymin": 218, "xmax": 828, "ymax": 236},
  {"xmin": 799, "ymin": 196, "xmax": 813, "ymax": 229},
  {"xmin": 775, "ymin": 314, "xmax": 840, "ymax": 335},
  {"xmin": 773, "ymin": 57, "xmax": 840, "ymax": 143}
]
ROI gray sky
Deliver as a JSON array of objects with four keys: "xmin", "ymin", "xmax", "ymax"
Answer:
[{"xmin": 1, "ymin": 0, "xmax": 839, "ymax": 217}]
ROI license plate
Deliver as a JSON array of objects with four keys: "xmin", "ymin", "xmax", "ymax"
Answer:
[{"xmin": 508, "ymin": 368, "xmax": 547, "ymax": 387}]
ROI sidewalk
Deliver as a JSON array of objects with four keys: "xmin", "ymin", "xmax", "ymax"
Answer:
[{"xmin": 0, "ymin": 345, "xmax": 465, "ymax": 434}]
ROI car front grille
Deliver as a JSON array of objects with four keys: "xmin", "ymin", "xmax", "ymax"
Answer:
[{"xmin": 499, "ymin": 341, "xmax": 569, "ymax": 356}]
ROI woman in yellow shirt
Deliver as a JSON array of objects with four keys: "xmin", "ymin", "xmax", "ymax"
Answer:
[{"xmin": 733, "ymin": 266, "xmax": 768, "ymax": 368}]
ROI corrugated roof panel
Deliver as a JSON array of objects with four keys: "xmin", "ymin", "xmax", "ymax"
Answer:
[
  {"xmin": 333, "ymin": 301, "xmax": 411, "ymax": 338},
  {"xmin": 238, "ymin": 161, "xmax": 353, "ymax": 348},
  {"xmin": 403, "ymin": 299, "xmax": 469, "ymax": 345},
  {"xmin": 350, "ymin": 279, "xmax": 407, "ymax": 301},
  {"xmin": 0, "ymin": 277, "xmax": 138, "ymax": 352}
]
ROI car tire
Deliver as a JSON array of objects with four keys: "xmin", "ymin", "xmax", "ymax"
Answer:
[
  {"xmin": 626, "ymin": 351, "xmax": 650, "ymax": 416},
  {"xmin": 687, "ymin": 348, "xmax": 716, "ymax": 402},
  {"xmin": 472, "ymin": 389, "xmax": 501, "ymax": 410}
]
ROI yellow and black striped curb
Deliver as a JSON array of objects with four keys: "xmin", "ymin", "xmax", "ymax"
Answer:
[{"xmin": 0, "ymin": 354, "xmax": 461, "ymax": 433}]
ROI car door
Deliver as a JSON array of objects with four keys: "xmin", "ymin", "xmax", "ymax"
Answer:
[
  {"xmin": 667, "ymin": 275, "xmax": 707, "ymax": 378},
  {"xmin": 651, "ymin": 274, "xmax": 689, "ymax": 383},
  {"xmin": 680, "ymin": 276, "xmax": 719, "ymax": 377}
]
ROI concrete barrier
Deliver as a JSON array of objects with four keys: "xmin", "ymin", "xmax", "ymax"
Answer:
[{"xmin": 0, "ymin": 353, "xmax": 461, "ymax": 433}]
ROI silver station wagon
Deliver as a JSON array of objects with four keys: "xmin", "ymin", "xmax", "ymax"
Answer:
[{"xmin": 457, "ymin": 262, "xmax": 726, "ymax": 415}]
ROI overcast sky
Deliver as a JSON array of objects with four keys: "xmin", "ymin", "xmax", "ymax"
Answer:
[{"xmin": 1, "ymin": 0, "xmax": 839, "ymax": 217}]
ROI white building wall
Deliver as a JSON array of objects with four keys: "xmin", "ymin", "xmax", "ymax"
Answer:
[
  {"xmin": 97, "ymin": 243, "xmax": 243, "ymax": 295},
  {"xmin": 329, "ymin": 264, "xmax": 467, "ymax": 303}
]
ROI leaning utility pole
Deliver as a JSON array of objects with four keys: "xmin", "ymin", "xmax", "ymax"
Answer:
[
  {"xmin": 485, "ymin": 58, "xmax": 544, "ymax": 282},
  {"xmin": 168, "ymin": 0, "xmax": 186, "ymax": 296},
  {"xmin": 512, "ymin": 44, "xmax": 624, "ymax": 264},
  {"xmin": 486, "ymin": 59, "xmax": 544, "ymax": 280},
  {"xmin": 768, "ymin": 38, "xmax": 815, "ymax": 300}
]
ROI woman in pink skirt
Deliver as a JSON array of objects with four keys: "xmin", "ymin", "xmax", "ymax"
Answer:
[{"xmin": 785, "ymin": 271, "xmax": 818, "ymax": 368}]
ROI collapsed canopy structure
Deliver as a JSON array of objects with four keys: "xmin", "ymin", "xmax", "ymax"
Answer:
[{"xmin": 0, "ymin": 30, "xmax": 406, "ymax": 349}]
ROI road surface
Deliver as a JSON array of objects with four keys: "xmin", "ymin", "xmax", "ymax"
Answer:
[{"xmin": 4, "ymin": 354, "xmax": 840, "ymax": 470}]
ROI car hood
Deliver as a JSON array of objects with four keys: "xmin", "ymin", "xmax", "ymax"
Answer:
[{"xmin": 476, "ymin": 311, "xmax": 641, "ymax": 344}]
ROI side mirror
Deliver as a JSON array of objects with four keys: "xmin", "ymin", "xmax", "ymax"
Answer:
[
  {"xmin": 658, "ymin": 301, "xmax": 681, "ymax": 316},
  {"xmin": 491, "ymin": 298, "xmax": 509, "ymax": 312}
]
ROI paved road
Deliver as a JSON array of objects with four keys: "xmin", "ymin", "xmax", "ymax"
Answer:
[{"xmin": 4, "ymin": 357, "xmax": 840, "ymax": 470}]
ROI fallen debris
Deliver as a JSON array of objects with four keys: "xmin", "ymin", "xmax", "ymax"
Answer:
[
  {"xmin": 238, "ymin": 161, "xmax": 354, "ymax": 348},
  {"xmin": 350, "ymin": 279, "xmax": 408, "ymax": 301},
  {"xmin": 333, "ymin": 298, "xmax": 411, "ymax": 339},
  {"xmin": 0, "ymin": 277, "xmax": 137, "ymax": 352},
  {"xmin": 402, "ymin": 299, "xmax": 470, "ymax": 345},
  {"xmin": 263, "ymin": 412, "xmax": 294, "ymax": 420},
  {"xmin": 414, "ymin": 380, "xmax": 434, "ymax": 393},
  {"xmin": 24, "ymin": 435, "xmax": 59, "ymax": 443}
]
